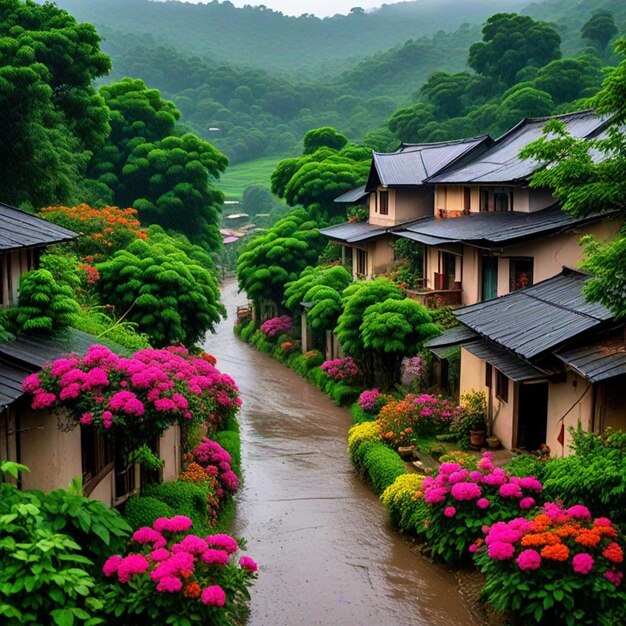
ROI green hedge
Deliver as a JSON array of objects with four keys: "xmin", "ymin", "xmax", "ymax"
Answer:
[
  {"xmin": 124, "ymin": 496, "xmax": 173, "ymax": 530},
  {"xmin": 351, "ymin": 440, "xmax": 407, "ymax": 494},
  {"xmin": 214, "ymin": 430, "xmax": 242, "ymax": 477},
  {"xmin": 350, "ymin": 403, "xmax": 373, "ymax": 425}
]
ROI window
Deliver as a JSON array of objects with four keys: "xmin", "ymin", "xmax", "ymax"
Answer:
[
  {"xmin": 464, "ymin": 187, "xmax": 472, "ymax": 213},
  {"xmin": 485, "ymin": 363, "xmax": 492, "ymax": 388},
  {"xmin": 379, "ymin": 190, "xmax": 389, "ymax": 215},
  {"xmin": 81, "ymin": 427, "xmax": 114, "ymax": 495},
  {"xmin": 480, "ymin": 189, "xmax": 490, "ymax": 212},
  {"xmin": 496, "ymin": 369, "xmax": 509, "ymax": 403},
  {"xmin": 494, "ymin": 193, "xmax": 509, "ymax": 211},
  {"xmin": 356, "ymin": 248, "xmax": 368, "ymax": 276},
  {"xmin": 509, "ymin": 258, "xmax": 534, "ymax": 292}
]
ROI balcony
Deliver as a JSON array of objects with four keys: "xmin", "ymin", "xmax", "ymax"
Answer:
[{"xmin": 405, "ymin": 273, "xmax": 462, "ymax": 308}]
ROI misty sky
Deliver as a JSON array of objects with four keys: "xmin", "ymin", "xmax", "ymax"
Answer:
[{"xmin": 183, "ymin": 0, "xmax": 385, "ymax": 17}]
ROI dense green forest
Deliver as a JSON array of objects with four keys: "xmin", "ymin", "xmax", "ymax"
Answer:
[{"xmin": 45, "ymin": 0, "xmax": 626, "ymax": 166}]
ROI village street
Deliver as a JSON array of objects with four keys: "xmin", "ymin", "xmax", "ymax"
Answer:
[{"xmin": 203, "ymin": 277, "xmax": 483, "ymax": 626}]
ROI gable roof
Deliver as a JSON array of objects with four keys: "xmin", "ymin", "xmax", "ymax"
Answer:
[
  {"xmin": 392, "ymin": 205, "xmax": 615, "ymax": 248},
  {"xmin": 319, "ymin": 221, "xmax": 390, "ymax": 244},
  {"xmin": 0, "ymin": 203, "xmax": 78, "ymax": 252},
  {"xmin": 428, "ymin": 110, "xmax": 611, "ymax": 185},
  {"xmin": 555, "ymin": 334, "xmax": 626, "ymax": 383},
  {"xmin": 334, "ymin": 185, "xmax": 368, "ymax": 204},
  {"xmin": 365, "ymin": 135, "xmax": 492, "ymax": 191},
  {"xmin": 454, "ymin": 269, "xmax": 613, "ymax": 360}
]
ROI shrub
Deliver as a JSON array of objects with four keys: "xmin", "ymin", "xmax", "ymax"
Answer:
[
  {"xmin": 321, "ymin": 356, "xmax": 360, "ymax": 384},
  {"xmin": 348, "ymin": 421, "xmax": 382, "ymax": 460},
  {"xmin": 101, "ymin": 516, "xmax": 257, "ymax": 625},
  {"xmin": 360, "ymin": 442, "xmax": 408, "ymax": 494},
  {"xmin": 452, "ymin": 390, "xmax": 488, "ymax": 450},
  {"xmin": 287, "ymin": 354, "xmax": 308, "ymax": 377},
  {"xmin": 260, "ymin": 315, "xmax": 294, "ymax": 339},
  {"xmin": 541, "ymin": 428, "xmax": 626, "ymax": 523},
  {"xmin": 505, "ymin": 453, "xmax": 549, "ymax": 479},
  {"xmin": 326, "ymin": 380, "xmax": 360, "ymax": 406},
  {"xmin": 239, "ymin": 321, "xmax": 258, "ymax": 343},
  {"xmin": 350, "ymin": 403, "xmax": 374, "ymax": 425},
  {"xmin": 381, "ymin": 474, "xmax": 427, "ymax": 535},
  {"xmin": 191, "ymin": 438, "xmax": 239, "ymax": 498},
  {"xmin": 124, "ymin": 496, "xmax": 174, "ymax": 530},
  {"xmin": 438, "ymin": 450, "xmax": 478, "ymax": 470},
  {"xmin": 474, "ymin": 503, "xmax": 626, "ymax": 626},
  {"xmin": 303, "ymin": 350, "xmax": 324, "ymax": 368},
  {"xmin": 214, "ymin": 431, "xmax": 242, "ymax": 477},
  {"xmin": 420, "ymin": 451, "xmax": 544, "ymax": 563},
  {"xmin": 143, "ymin": 482, "xmax": 213, "ymax": 536},
  {"xmin": 376, "ymin": 393, "xmax": 461, "ymax": 447}
]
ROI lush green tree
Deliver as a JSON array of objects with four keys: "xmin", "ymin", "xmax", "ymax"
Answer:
[
  {"xmin": 240, "ymin": 184, "xmax": 283, "ymax": 217},
  {"xmin": 271, "ymin": 136, "xmax": 371, "ymax": 220},
  {"xmin": 581, "ymin": 11, "xmax": 619, "ymax": 51},
  {"xmin": 96, "ymin": 228, "xmax": 224, "ymax": 346},
  {"xmin": 468, "ymin": 13, "xmax": 561, "ymax": 87},
  {"xmin": 283, "ymin": 265, "xmax": 352, "ymax": 332},
  {"xmin": 494, "ymin": 86, "xmax": 554, "ymax": 134},
  {"xmin": 0, "ymin": 0, "xmax": 111, "ymax": 207},
  {"xmin": 88, "ymin": 78, "xmax": 228, "ymax": 250},
  {"xmin": 361, "ymin": 298, "xmax": 441, "ymax": 387},
  {"xmin": 303, "ymin": 126, "xmax": 348, "ymax": 154},
  {"xmin": 8, "ymin": 270, "xmax": 80, "ymax": 335},
  {"xmin": 420, "ymin": 72, "xmax": 473, "ymax": 119},
  {"xmin": 387, "ymin": 102, "xmax": 436, "ymax": 143},
  {"xmin": 236, "ymin": 209, "xmax": 326, "ymax": 314},
  {"xmin": 521, "ymin": 38, "xmax": 626, "ymax": 319},
  {"xmin": 336, "ymin": 278, "xmax": 403, "ymax": 382}
]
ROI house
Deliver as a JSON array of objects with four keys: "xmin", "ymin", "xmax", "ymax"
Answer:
[
  {"xmin": 320, "ymin": 136, "xmax": 492, "ymax": 279},
  {"xmin": 0, "ymin": 202, "xmax": 180, "ymax": 505},
  {"xmin": 393, "ymin": 110, "xmax": 619, "ymax": 307},
  {"xmin": 425, "ymin": 269, "xmax": 626, "ymax": 456}
]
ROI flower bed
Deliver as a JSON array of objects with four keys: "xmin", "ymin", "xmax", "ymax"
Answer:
[
  {"xmin": 321, "ymin": 357, "xmax": 360, "ymax": 384},
  {"xmin": 260, "ymin": 315, "xmax": 294, "ymax": 339},
  {"xmin": 474, "ymin": 504, "xmax": 626, "ymax": 625},
  {"xmin": 102, "ymin": 515, "xmax": 257, "ymax": 624}
]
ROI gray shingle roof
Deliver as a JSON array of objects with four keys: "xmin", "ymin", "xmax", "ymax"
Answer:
[
  {"xmin": 334, "ymin": 185, "xmax": 368, "ymax": 204},
  {"xmin": 424, "ymin": 325, "xmax": 478, "ymax": 348},
  {"xmin": 366, "ymin": 135, "xmax": 491, "ymax": 190},
  {"xmin": 555, "ymin": 335, "xmax": 626, "ymax": 383},
  {"xmin": 429, "ymin": 110, "xmax": 610, "ymax": 184},
  {"xmin": 319, "ymin": 221, "xmax": 389, "ymax": 244},
  {"xmin": 0, "ymin": 360, "xmax": 32, "ymax": 410},
  {"xmin": 463, "ymin": 340, "xmax": 547, "ymax": 382},
  {"xmin": 0, "ymin": 203, "xmax": 78, "ymax": 251},
  {"xmin": 454, "ymin": 269, "xmax": 613, "ymax": 360},
  {"xmin": 392, "ymin": 205, "xmax": 614, "ymax": 248}
]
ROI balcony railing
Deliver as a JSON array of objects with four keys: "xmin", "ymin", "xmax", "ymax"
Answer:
[{"xmin": 405, "ymin": 276, "xmax": 463, "ymax": 308}]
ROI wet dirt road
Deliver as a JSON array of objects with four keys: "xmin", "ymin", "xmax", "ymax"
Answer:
[{"xmin": 202, "ymin": 277, "xmax": 482, "ymax": 626}]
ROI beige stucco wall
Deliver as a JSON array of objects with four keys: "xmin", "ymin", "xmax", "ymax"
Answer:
[
  {"xmin": 546, "ymin": 372, "xmax": 594, "ymax": 457},
  {"xmin": 513, "ymin": 188, "xmax": 557, "ymax": 213},
  {"xmin": 459, "ymin": 348, "xmax": 516, "ymax": 448},
  {"xmin": 19, "ymin": 408, "xmax": 83, "ymax": 492},
  {"xmin": 369, "ymin": 187, "xmax": 434, "ymax": 226},
  {"xmin": 89, "ymin": 469, "xmax": 115, "ymax": 507},
  {"xmin": 351, "ymin": 236, "xmax": 395, "ymax": 280},
  {"xmin": 160, "ymin": 423, "xmax": 181, "ymax": 482}
]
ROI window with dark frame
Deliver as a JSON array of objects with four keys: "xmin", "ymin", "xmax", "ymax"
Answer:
[
  {"xmin": 494, "ymin": 192, "xmax": 509, "ymax": 211},
  {"xmin": 485, "ymin": 363, "xmax": 492, "ymax": 387},
  {"xmin": 509, "ymin": 257, "xmax": 534, "ymax": 292},
  {"xmin": 81, "ymin": 427, "xmax": 114, "ymax": 495},
  {"xmin": 379, "ymin": 190, "xmax": 389, "ymax": 215},
  {"xmin": 464, "ymin": 187, "xmax": 472, "ymax": 213},
  {"xmin": 356, "ymin": 248, "xmax": 368, "ymax": 276},
  {"xmin": 480, "ymin": 189, "xmax": 490, "ymax": 212},
  {"xmin": 495, "ymin": 369, "xmax": 509, "ymax": 403}
]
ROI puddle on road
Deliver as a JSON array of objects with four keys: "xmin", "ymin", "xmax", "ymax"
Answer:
[{"xmin": 203, "ymin": 278, "xmax": 483, "ymax": 626}]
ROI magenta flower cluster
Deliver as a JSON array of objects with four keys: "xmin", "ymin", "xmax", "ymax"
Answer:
[
  {"xmin": 411, "ymin": 393, "xmax": 461, "ymax": 432},
  {"xmin": 260, "ymin": 315, "xmax": 294, "ymax": 339},
  {"xmin": 23, "ymin": 345, "xmax": 241, "ymax": 441},
  {"xmin": 404, "ymin": 355, "xmax": 423, "ymax": 377},
  {"xmin": 321, "ymin": 357, "xmax": 360, "ymax": 383},
  {"xmin": 358, "ymin": 388, "xmax": 380, "ymax": 412},
  {"xmin": 192, "ymin": 438, "xmax": 239, "ymax": 496},
  {"xmin": 422, "ymin": 452, "xmax": 543, "ymax": 513},
  {"xmin": 103, "ymin": 516, "xmax": 257, "ymax": 607}
]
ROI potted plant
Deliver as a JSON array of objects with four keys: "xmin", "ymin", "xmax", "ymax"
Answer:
[{"xmin": 460, "ymin": 390, "xmax": 488, "ymax": 449}]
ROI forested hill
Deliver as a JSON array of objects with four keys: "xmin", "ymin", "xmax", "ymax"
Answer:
[{"xmin": 45, "ymin": 0, "xmax": 524, "ymax": 77}]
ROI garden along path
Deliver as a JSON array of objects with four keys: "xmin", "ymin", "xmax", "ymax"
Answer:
[{"xmin": 202, "ymin": 276, "xmax": 485, "ymax": 626}]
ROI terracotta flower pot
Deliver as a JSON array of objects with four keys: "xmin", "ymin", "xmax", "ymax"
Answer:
[{"xmin": 470, "ymin": 430, "xmax": 486, "ymax": 449}]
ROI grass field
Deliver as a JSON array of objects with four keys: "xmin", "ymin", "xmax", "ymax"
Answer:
[{"xmin": 217, "ymin": 154, "xmax": 287, "ymax": 200}]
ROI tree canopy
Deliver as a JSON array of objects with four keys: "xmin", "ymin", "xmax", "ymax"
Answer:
[
  {"xmin": 581, "ymin": 11, "xmax": 619, "ymax": 51},
  {"xmin": 0, "ymin": 0, "xmax": 111, "ymax": 207},
  {"xmin": 521, "ymin": 37, "xmax": 626, "ymax": 319}
]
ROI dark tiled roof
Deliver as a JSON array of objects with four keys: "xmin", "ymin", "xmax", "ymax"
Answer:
[
  {"xmin": 454, "ymin": 269, "xmax": 612, "ymax": 360},
  {"xmin": 365, "ymin": 136, "xmax": 491, "ymax": 190},
  {"xmin": 429, "ymin": 110, "xmax": 610, "ymax": 184},
  {"xmin": 334, "ymin": 185, "xmax": 368, "ymax": 203},
  {"xmin": 392, "ymin": 205, "xmax": 614, "ymax": 248},
  {"xmin": 0, "ymin": 360, "xmax": 32, "ymax": 410},
  {"xmin": 0, "ymin": 203, "xmax": 78, "ymax": 251},
  {"xmin": 555, "ymin": 334, "xmax": 626, "ymax": 383},
  {"xmin": 464, "ymin": 340, "xmax": 547, "ymax": 382},
  {"xmin": 319, "ymin": 221, "xmax": 389, "ymax": 244},
  {"xmin": 424, "ymin": 325, "xmax": 478, "ymax": 348}
]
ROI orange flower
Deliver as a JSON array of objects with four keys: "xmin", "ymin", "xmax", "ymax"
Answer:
[
  {"xmin": 554, "ymin": 524, "xmax": 579, "ymax": 539},
  {"xmin": 540, "ymin": 544, "xmax": 570, "ymax": 561},
  {"xmin": 183, "ymin": 581, "xmax": 202, "ymax": 598},
  {"xmin": 521, "ymin": 532, "xmax": 561, "ymax": 548},
  {"xmin": 575, "ymin": 529, "xmax": 602, "ymax": 549},
  {"xmin": 602, "ymin": 542, "xmax": 624, "ymax": 564}
]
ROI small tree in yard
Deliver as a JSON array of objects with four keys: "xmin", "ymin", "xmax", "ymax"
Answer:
[{"xmin": 361, "ymin": 298, "xmax": 441, "ymax": 388}]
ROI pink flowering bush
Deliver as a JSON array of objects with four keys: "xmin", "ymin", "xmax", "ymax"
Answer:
[
  {"xmin": 22, "ymin": 345, "xmax": 241, "ymax": 453},
  {"xmin": 260, "ymin": 315, "xmax": 294, "ymax": 340},
  {"xmin": 474, "ymin": 504, "xmax": 626, "ymax": 625},
  {"xmin": 187, "ymin": 438, "xmax": 239, "ymax": 498},
  {"xmin": 418, "ymin": 452, "xmax": 544, "ymax": 563},
  {"xmin": 321, "ymin": 357, "xmax": 361, "ymax": 384},
  {"xmin": 102, "ymin": 516, "xmax": 257, "ymax": 624}
]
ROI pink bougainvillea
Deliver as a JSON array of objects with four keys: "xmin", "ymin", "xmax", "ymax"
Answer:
[
  {"xmin": 260, "ymin": 315, "xmax": 294, "ymax": 339},
  {"xmin": 321, "ymin": 357, "xmax": 361, "ymax": 384},
  {"xmin": 22, "ymin": 345, "xmax": 241, "ymax": 449}
]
